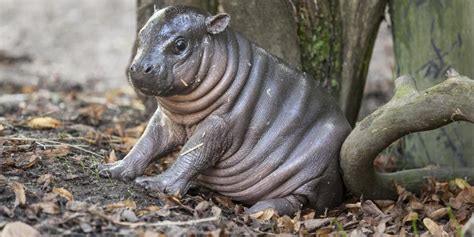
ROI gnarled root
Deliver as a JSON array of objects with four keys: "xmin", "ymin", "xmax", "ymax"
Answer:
[{"xmin": 341, "ymin": 69, "xmax": 474, "ymax": 199}]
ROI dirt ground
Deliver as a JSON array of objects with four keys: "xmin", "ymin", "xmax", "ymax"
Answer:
[{"xmin": 1, "ymin": 1, "xmax": 472, "ymax": 236}]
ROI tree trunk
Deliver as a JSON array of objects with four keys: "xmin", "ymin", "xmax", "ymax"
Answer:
[
  {"xmin": 388, "ymin": 0, "xmax": 474, "ymax": 169},
  {"xmin": 219, "ymin": 0, "xmax": 301, "ymax": 68}
]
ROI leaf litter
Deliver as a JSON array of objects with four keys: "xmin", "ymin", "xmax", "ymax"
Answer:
[{"xmin": 0, "ymin": 80, "xmax": 472, "ymax": 236}]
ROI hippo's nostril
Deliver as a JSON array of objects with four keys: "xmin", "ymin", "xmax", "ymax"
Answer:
[
  {"xmin": 144, "ymin": 65, "xmax": 154, "ymax": 74},
  {"xmin": 130, "ymin": 65, "xmax": 137, "ymax": 72}
]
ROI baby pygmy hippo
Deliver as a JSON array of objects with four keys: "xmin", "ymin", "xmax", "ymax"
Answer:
[{"xmin": 99, "ymin": 5, "xmax": 351, "ymax": 215}]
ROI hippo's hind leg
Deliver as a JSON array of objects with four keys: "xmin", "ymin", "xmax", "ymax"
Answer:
[
  {"xmin": 246, "ymin": 195, "xmax": 306, "ymax": 216},
  {"xmin": 98, "ymin": 107, "xmax": 185, "ymax": 181}
]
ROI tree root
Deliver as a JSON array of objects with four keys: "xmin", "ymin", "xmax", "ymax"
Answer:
[{"xmin": 340, "ymin": 69, "xmax": 474, "ymax": 199}]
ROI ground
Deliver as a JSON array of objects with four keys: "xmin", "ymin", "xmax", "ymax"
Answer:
[{"xmin": 0, "ymin": 78, "xmax": 472, "ymax": 236}]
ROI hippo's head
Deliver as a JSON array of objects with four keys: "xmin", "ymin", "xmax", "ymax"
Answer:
[{"xmin": 129, "ymin": 6, "xmax": 230, "ymax": 97}]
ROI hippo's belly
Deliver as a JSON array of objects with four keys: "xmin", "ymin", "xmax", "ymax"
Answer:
[{"xmin": 197, "ymin": 49, "xmax": 339, "ymax": 204}]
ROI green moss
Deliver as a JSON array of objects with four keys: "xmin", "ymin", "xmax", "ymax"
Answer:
[{"xmin": 295, "ymin": 1, "xmax": 342, "ymax": 99}]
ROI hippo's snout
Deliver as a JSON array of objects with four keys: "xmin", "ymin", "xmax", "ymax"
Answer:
[{"xmin": 129, "ymin": 61, "xmax": 166, "ymax": 95}]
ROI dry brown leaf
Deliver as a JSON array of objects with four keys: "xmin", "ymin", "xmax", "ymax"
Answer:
[
  {"xmin": 1, "ymin": 221, "xmax": 40, "ymax": 237},
  {"xmin": 195, "ymin": 200, "xmax": 210, "ymax": 213},
  {"xmin": 15, "ymin": 154, "xmax": 39, "ymax": 169},
  {"xmin": 38, "ymin": 145, "xmax": 70, "ymax": 158},
  {"xmin": 11, "ymin": 181, "xmax": 26, "ymax": 208},
  {"xmin": 124, "ymin": 124, "xmax": 146, "ymax": 138},
  {"xmin": 37, "ymin": 174, "xmax": 53, "ymax": 188},
  {"xmin": 454, "ymin": 178, "xmax": 470, "ymax": 190},
  {"xmin": 428, "ymin": 207, "xmax": 449, "ymax": 220},
  {"xmin": 403, "ymin": 211, "xmax": 418, "ymax": 223},
  {"xmin": 136, "ymin": 205, "xmax": 161, "ymax": 216},
  {"xmin": 117, "ymin": 137, "xmax": 138, "ymax": 153},
  {"xmin": 78, "ymin": 104, "xmax": 105, "ymax": 125},
  {"xmin": 52, "ymin": 187, "xmax": 74, "ymax": 202},
  {"xmin": 0, "ymin": 175, "xmax": 7, "ymax": 187},
  {"xmin": 361, "ymin": 200, "xmax": 385, "ymax": 217},
  {"xmin": 66, "ymin": 201, "xmax": 88, "ymax": 212},
  {"xmin": 106, "ymin": 150, "xmax": 118, "ymax": 164},
  {"xmin": 26, "ymin": 117, "xmax": 62, "ymax": 129},
  {"xmin": 423, "ymin": 217, "xmax": 448, "ymax": 236},
  {"xmin": 106, "ymin": 199, "xmax": 137, "ymax": 210},
  {"xmin": 277, "ymin": 215, "xmax": 295, "ymax": 233},
  {"xmin": 31, "ymin": 202, "xmax": 60, "ymax": 215},
  {"xmin": 213, "ymin": 195, "xmax": 235, "ymax": 209},
  {"xmin": 303, "ymin": 218, "xmax": 332, "ymax": 232},
  {"xmin": 455, "ymin": 186, "xmax": 474, "ymax": 204},
  {"xmin": 316, "ymin": 226, "xmax": 333, "ymax": 235},
  {"xmin": 250, "ymin": 208, "xmax": 275, "ymax": 221},
  {"xmin": 211, "ymin": 206, "xmax": 222, "ymax": 217}
]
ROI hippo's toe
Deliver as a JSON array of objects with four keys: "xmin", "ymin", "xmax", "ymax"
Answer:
[
  {"xmin": 246, "ymin": 196, "xmax": 305, "ymax": 216},
  {"xmin": 97, "ymin": 161, "xmax": 138, "ymax": 181}
]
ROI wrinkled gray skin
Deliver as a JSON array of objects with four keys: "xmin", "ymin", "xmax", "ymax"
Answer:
[{"xmin": 98, "ymin": 6, "xmax": 351, "ymax": 215}]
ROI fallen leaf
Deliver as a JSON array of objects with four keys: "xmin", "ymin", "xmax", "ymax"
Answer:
[
  {"xmin": 0, "ymin": 175, "xmax": 7, "ymax": 187},
  {"xmin": 303, "ymin": 218, "xmax": 332, "ymax": 232},
  {"xmin": 66, "ymin": 201, "xmax": 88, "ymax": 212},
  {"xmin": 121, "ymin": 209, "xmax": 138, "ymax": 222},
  {"xmin": 250, "ymin": 208, "xmax": 275, "ymax": 221},
  {"xmin": 277, "ymin": 215, "xmax": 295, "ymax": 233},
  {"xmin": 11, "ymin": 182, "xmax": 26, "ymax": 208},
  {"xmin": 38, "ymin": 146, "xmax": 70, "ymax": 158},
  {"xmin": 403, "ymin": 211, "xmax": 418, "ymax": 223},
  {"xmin": 106, "ymin": 199, "xmax": 137, "ymax": 210},
  {"xmin": 78, "ymin": 104, "xmax": 105, "ymax": 125},
  {"xmin": 1, "ymin": 221, "xmax": 40, "ymax": 237},
  {"xmin": 52, "ymin": 187, "xmax": 74, "ymax": 202},
  {"xmin": 37, "ymin": 174, "xmax": 53, "ymax": 189},
  {"xmin": 31, "ymin": 202, "xmax": 60, "ymax": 215},
  {"xmin": 106, "ymin": 150, "xmax": 118, "ymax": 164},
  {"xmin": 13, "ymin": 152, "xmax": 39, "ymax": 169},
  {"xmin": 211, "ymin": 206, "xmax": 222, "ymax": 217},
  {"xmin": 454, "ymin": 178, "xmax": 470, "ymax": 190},
  {"xmin": 136, "ymin": 205, "xmax": 161, "ymax": 216},
  {"xmin": 427, "ymin": 207, "xmax": 449, "ymax": 220},
  {"xmin": 423, "ymin": 217, "xmax": 448, "ymax": 236},
  {"xmin": 124, "ymin": 124, "xmax": 145, "ymax": 138},
  {"xmin": 454, "ymin": 186, "xmax": 474, "ymax": 204},
  {"xmin": 195, "ymin": 200, "xmax": 210, "ymax": 213},
  {"xmin": 26, "ymin": 117, "xmax": 62, "ymax": 129}
]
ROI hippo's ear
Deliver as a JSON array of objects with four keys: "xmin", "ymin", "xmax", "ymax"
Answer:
[{"xmin": 206, "ymin": 13, "xmax": 230, "ymax": 34}]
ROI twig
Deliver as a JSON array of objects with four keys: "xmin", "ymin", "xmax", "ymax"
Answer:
[
  {"xmin": 180, "ymin": 143, "xmax": 203, "ymax": 157},
  {"xmin": 90, "ymin": 208, "xmax": 219, "ymax": 228},
  {"xmin": 0, "ymin": 136, "xmax": 103, "ymax": 158}
]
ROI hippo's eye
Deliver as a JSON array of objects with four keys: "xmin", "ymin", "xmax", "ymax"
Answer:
[{"xmin": 174, "ymin": 38, "xmax": 187, "ymax": 54}]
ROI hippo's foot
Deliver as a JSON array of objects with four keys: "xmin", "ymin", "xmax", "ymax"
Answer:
[
  {"xmin": 135, "ymin": 174, "xmax": 190, "ymax": 197},
  {"xmin": 97, "ymin": 160, "xmax": 143, "ymax": 181},
  {"xmin": 246, "ymin": 195, "xmax": 305, "ymax": 216}
]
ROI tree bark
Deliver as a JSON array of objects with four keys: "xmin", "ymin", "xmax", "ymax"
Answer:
[
  {"xmin": 338, "ymin": 0, "xmax": 387, "ymax": 126},
  {"xmin": 341, "ymin": 70, "xmax": 474, "ymax": 199},
  {"xmin": 388, "ymin": 0, "xmax": 474, "ymax": 170},
  {"xmin": 291, "ymin": 0, "xmax": 342, "ymax": 99},
  {"xmin": 219, "ymin": 0, "xmax": 301, "ymax": 68}
]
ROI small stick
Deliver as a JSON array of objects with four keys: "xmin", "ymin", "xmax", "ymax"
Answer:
[
  {"xmin": 0, "ymin": 136, "xmax": 103, "ymax": 158},
  {"xmin": 180, "ymin": 143, "xmax": 203, "ymax": 157}
]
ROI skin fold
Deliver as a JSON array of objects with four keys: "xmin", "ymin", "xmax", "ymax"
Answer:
[{"xmin": 98, "ymin": 5, "xmax": 351, "ymax": 216}]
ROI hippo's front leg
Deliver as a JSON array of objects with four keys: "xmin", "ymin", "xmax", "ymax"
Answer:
[
  {"xmin": 98, "ymin": 107, "xmax": 185, "ymax": 181},
  {"xmin": 136, "ymin": 115, "xmax": 231, "ymax": 196}
]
